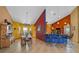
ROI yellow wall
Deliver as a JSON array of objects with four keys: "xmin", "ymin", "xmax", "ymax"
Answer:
[
  {"xmin": 31, "ymin": 25, "xmax": 36, "ymax": 38},
  {"xmin": 12, "ymin": 21, "xmax": 36, "ymax": 39},
  {"xmin": 46, "ymin": 24, "xmax": 52, "ymax": 34},
  {"xmin": 70, "ymin": 7, "xmax": 79, "ymax": 44},
  {"xmin": 12, "ymin": 21, "xmax": 23, "ymax": 39}
]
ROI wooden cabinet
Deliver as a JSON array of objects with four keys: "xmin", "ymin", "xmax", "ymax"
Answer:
[
  {"xmin": 0, "ymin": 24, "xmax": 10, "ymax": 48},
  {"xmin": 0, "ymin": 38, "xmax": 10, "ymax": 48}
]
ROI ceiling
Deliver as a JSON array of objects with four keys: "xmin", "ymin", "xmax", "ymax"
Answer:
[
  {"xmin": 6, "ymin": 6, "xmax": 76, "ymax": 24},
  {"xmin": 46, "ymin": 6, "xmax": 76, "ymax": 24}
]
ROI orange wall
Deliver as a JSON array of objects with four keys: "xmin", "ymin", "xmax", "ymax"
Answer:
[
  {"xmin": 52, "ymin": 15, "xmax": 70, "ymax": 30},
  {"xmin": 0, "ymin": 6, "xmax": 12, "ymax": 24},
  {"xmin": 46, "ymin": 15, "xmax": 70, "ymax": 34}
]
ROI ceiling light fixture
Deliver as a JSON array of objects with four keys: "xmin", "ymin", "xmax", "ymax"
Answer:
[
  {"xmin": 51, "ymin": 11, "xmax": 56, "ymax": 15},
  {"xmin": 50, "ymin": 11, "xmax": 54, "ymax": 14},
  {"xmin": 58, "ymin": 16, "xmax": 61, "ymax": 18}
]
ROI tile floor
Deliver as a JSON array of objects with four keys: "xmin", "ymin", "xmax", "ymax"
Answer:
[{"xmin": 0, "ymin": 38, "xmax": 79, "ymax": 53}]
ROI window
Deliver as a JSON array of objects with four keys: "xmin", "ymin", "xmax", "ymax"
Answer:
[
  {"xmin": 23, "ymin": 27, "xmax": 28, "ymax": 32},
  {"xmin": 37, "ymin": 25, "xmax": 41, "ymax": 32},
  {"xmin": 23, "ymin": 27, "xmax": 28, "ymax": 36}
]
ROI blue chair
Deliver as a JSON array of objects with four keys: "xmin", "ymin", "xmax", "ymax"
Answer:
[
  {"xmin": 61, "ymin": 35, "xmax": 67, "ymax": 44},
  {"xmin": 45, "ymin": 34, "xmax": 68, "ymax": 44},
  {"xmin": 45, "ymin": 35, "xmax": 51, "ymax": 43},
  {"xmin": 64, "ymin": 38, "xmax": 67, "ymax": 44}
]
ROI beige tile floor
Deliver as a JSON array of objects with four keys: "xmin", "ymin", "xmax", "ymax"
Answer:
[{"xmin": 0, "ymin": 38, "xmax": 79, "ymax": 53}]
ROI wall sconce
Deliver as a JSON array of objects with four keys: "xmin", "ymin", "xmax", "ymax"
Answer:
[
  {"xmin": 64, "ymin": 22, "xmax": 67, "ymax": 25},
  {"xmin": 57, "ymin": 22, "xmax": 59, "ymax": 24},
  {"xmin": 52, "ymin": 27, "xmax": 54, "ymax": 30}
]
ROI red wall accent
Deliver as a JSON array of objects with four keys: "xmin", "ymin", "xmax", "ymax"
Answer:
[
  {"xmin": 52, "ymin": 15, "xmax": 70, "ymax": 34},
  {"xmin": 35, "ymin": 10, "xmax": 46, "ymax": 41}
]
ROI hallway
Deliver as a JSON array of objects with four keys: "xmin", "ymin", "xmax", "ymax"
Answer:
[
  {"xmin": 0, "ymin": 39, "xmax": 79, "ymax": 53},
  {"xmin": 0, "ymin": 1, "xmax": 79, "ymax": 59},
  {"xmin": 0, "ymin": 6, "xmax": 79, "ymax": 53}
]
